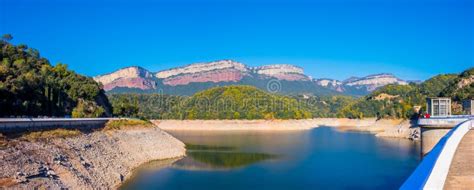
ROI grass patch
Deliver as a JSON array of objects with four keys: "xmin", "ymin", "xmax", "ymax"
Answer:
[
  {"xmin": 104, "ymin": 119, "xmax": 154, "ymax": 130},
  {"xmin": 0, "ymin": 134, "xmax": 7, "ymax": 149},
  {"xmin": 22, "ymin": 129, "xmax": 82, "ymax": 141}
]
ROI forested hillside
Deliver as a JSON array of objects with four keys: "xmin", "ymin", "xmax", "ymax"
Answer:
[
  {"xmin": 110, "ymin": 85, "xmax": 357, "ymax": 120},
  {"xmin": 3, "ymin": 33, "xmax": 470, "ymax": 120},
  {"xmin": 0, "ymin": 34, "xmax": 111, "ymax": 117},
  {"xmin": 110, "ymin": 86, "xmax": 320, "ymax": 120},
  {"xmin": 109, "ymin": 68, "xmax": 472, "ymax": 120},
  {"xmin": 338, "ymin": 68, "xmax": 473, "ymax": 119}
]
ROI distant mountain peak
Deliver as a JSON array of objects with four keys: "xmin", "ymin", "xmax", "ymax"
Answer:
[
  {"xmin": 155, "ymin": 59, "xmax": 247, "ymax": 79},
  {"xmin": 254, "ymin": 64, "xmax": 309, "ymax": 81},
  {"xmin": 343, "ymin": 73, "xmax": 407, "ymax": 92},
  {"xmin": 93, "ymin": 66, "xmax": 155, "ymax": 91},
  {"xmin": 93, "ymin": 60, "xmax": 410, "ymax": 96}
]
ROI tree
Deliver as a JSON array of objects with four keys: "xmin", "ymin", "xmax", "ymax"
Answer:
[
  {"xmin": 0, "ymin": 38, "xmax": 111, "ymax": 117},
  {"xmin": 109, "ymin": 95, "xmax": 139, "ymax": 117},
  {"xmin": 72, "ymin": 99, "xmax": 105, "ymax": 118},
  {"xmin": 1, "ymin": 34, "xmax": 13, "ymax": 41}
]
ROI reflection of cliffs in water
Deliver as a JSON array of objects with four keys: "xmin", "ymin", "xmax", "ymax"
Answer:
[{"xmin": 172, "ymin": 144, "xmax": 277, "ymax": 171}]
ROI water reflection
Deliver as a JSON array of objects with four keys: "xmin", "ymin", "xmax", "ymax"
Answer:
[
  {"xmin": 122, "ymin": 127, "xmax": 421, "ymax": 190},
  {"xmin": 186, "ymin": 143, "xmax": 237, "ymax": 151},
  {"xmin": 175, "ymin": 151, "xmax": 277, "ymax": 170},
  {"xmin": 175, "ymin": 143, "xmax": 277, "ymax": 170}
]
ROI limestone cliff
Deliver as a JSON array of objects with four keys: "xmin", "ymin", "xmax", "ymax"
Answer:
[
  {"xmin": 93, "ymin": 66, "xmax": 156, "ymax": 91},
  {"xmin": 93, "ymin": 60, "xmax": 409, "ymax": 95},
  {"xmin": 343, "ymin": 73, "xmax": 408, "ymax": 91},
  {"xmin": 254, "ymin": 64, "xmax": 310, "ymax": 81}
]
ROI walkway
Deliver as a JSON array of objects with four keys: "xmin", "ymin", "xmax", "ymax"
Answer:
[{"xmin": 444, "ymin": 130, "xmax": 474, "ymax": 189}]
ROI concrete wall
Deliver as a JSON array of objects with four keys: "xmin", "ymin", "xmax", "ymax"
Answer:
[
  {"xmin": 418, "ymin": 116, "xmax": 473, "ymax": 155},
  {"xmin": 421, "ymin": 127, "xmax": 452, "ymax": 156},
  {"xmin": 0, "ymin": 118, "xmax": 111, "ymax": 133}
]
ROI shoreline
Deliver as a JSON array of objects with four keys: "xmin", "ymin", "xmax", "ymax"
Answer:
[
  {"xmin": 152, "ymin": 119, "xmax": 320, "ymax": 131},
  {"xmin": 0, "ymin": 118, "xmax": 419, "ymax": 189},
  {"xmin": 0, "ymin": 127, "xmax": 186, "ymax": 189},
  {"xmin": 153, "ymin": 118, "xmax": 420, "ymax": 140}
]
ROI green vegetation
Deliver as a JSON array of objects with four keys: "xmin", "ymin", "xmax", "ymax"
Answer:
[
  {"xmin": 180, "ymin": 85, "xmax": 312, "ymax": 119},
  {"xmin": 440, "ymin": 68, "xmax": 474, "ymax": 101},
  {"xmin": 187, "ymin": 151, "xmax": 276, "ymax": 168},
  {"xmin": 4, "ymin": 35, "xmax": 469, "ymax": 120},
  {"xmin": 297, "ymin": 95, "xmax": 356, "ymax": 118},
  {"xmin": 109, "ymin": 85, "xmax": 324, "ymax": 120},
  {"xmin": 338, "ymin": 68, "xmax": 473, "ymax": 119},
  {"xmin": 110, "ymin": 76, "xmax": 340, "ymax": 96},
  {"xmin": 0, "ymin": 34, "xmax": 111, "ymax": 117},
  {"xmin": 110, "ymin": 68, "xmax": 472, "ymax": 120},
  {"xmin": 109, "ymin": 93, "xmax": 184, "ymax": 119},
  {"xmin": 0, "ymin": 134, "xmax": 7, "ymax": 149},
  {"xmin": 72, "ymin": 99, "xmax": 106, "ymax": 118},
  {"xmin": 21, "ymin": 129, "xmax": 82, "ymax": 140},
  {"xmin": 104, "ymin": 119, "xmax": 153, "ymax": 130}
]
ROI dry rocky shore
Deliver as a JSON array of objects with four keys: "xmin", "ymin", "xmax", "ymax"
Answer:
[
  {"xmin": 0, "ymin": 118, "xmax": 419, "ymax": 189},
  {"xmin": 154, "ymin": 118, "xmax": 420, "ymax": 140},
  {"xmin": 0, "ymin": 127, "xmax": 185, "ymax": 189}
]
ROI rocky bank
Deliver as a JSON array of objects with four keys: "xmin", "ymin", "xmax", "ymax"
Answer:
[
  {"xmin": 314, "ymin": 118, "xmax": 420, "ymax": 140},
  {"xmin": 0, "ymin": 127, "xmax": 186, "ymax": 189},
  {"xmin": 154, "ymin": 118, "xmax": 420, "ymax": 140}
]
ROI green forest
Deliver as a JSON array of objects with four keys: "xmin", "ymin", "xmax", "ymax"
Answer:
[
  {"xmin": 109, "ymin": 86, "xmax": 316, "ymax": 120},
  {"xmin": 0, "ymin": 35, "xmax": 111, "ymax": 117},
  {"xmin": 109, "ymin": 85, "xmax": 361, "ymax": 120},
  {"xmin": 338, "ymin": 69, "xmax": 473, "ymax": 119},
  {"xmin": 110, "ymin": 68, "xmax": 473, "ymax": 120},
  {"xmin": 1, "ymin": 35, "xmax": 472, "ymax": 120}
]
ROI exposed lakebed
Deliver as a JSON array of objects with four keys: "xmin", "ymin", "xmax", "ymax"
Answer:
[{"xmin": 121, "ymin": 127, "xmax": 421, "ymax": 189}]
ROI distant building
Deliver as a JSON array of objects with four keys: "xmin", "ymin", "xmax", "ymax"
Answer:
[
  {"xmin": 426, "ymin": 97, "xmax": 451, "ymax": 117},
  {"xmin": 462, "ymin": 100, "xmax": 473, "ymax": 115}
]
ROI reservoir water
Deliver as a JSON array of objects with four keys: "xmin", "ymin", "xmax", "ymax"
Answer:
[{"xmin": 122, "ymin": 127, "xmax": 421, "ymax": 189}]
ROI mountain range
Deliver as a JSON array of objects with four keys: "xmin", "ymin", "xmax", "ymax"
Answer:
[{"xmin": 93, "ymin": 60, "xmax": 409, "ymax": 96}]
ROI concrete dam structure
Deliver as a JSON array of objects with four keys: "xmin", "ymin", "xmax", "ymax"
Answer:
[
  {"xmin": 402, "ymin": 117, "xmax": 474, "ymax": 189},
  {"xmin": 418, "ymin": 116, "xmax": 473, "ymax": 155},
  {"xmin": 0, "ymin": 118, "xmax": 112, "ymax": 133}
]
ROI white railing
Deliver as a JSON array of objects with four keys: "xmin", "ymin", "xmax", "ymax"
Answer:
[
  {"xmin": 401, "ymin": 119, "xmax": 473, "ymax": 190},
  {"xmin": 418, "ymin": 115, "xmax": 473, "ymax": 126}
]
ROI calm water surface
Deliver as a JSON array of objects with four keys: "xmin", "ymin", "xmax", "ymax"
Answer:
[{"xmin": 122, "ymin": 127, "xmax": 421, "ymax": 190}]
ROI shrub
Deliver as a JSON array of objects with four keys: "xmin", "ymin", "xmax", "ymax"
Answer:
[
  {"xmin": 103, "ymin": 119, "xmax": 153, "ymax": 130},
  {"xmin": 22, "ymin": 129, "xmax": 82, "ymax": 140}
]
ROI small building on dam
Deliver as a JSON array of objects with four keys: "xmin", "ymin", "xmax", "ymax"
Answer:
[{"xmin": 419, "ymin": 97, "xmax": 473, "ymax": 155}]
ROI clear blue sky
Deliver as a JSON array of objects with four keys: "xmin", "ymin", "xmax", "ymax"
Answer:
[{"xmin": 1, "ymin": 0, "xmax": 472, "ymax": 80}]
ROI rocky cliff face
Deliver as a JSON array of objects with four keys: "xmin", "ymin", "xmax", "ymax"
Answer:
[
  {"xmin": 314, "ymin": 79, "xmax": 344, "ymax": 92},
  {"xmin": 93, "ymin": 60, "xmax": 409, "ymax": 95},
  {"xmin": 314, "ymin": 74, "xmax": 407, "ymax": 93},
  {"xmin": 156, "ymin": 60, "xmax": 248, "ymax": 79},
  {"xmin": 93, "ymin": 66, "xmax": 156, "ymax": 91},
  {"xmin": 343, "ymin": 73, "xmax": 408, "ymax": 91},
  {"xmin": 94, "ymin": 60, "xmax": 314, "ymax": 89},
  {"xmin": 254, "ymin": 64, "xmax": 310, "ymax": 81},
  {"xmin": 157, "ymin": 60, "xmax": 249, "ymax": 86}
]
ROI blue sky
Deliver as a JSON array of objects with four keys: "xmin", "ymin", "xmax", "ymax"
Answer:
[{"xmin": 0, "ymin": 0, "xmax": 472, "ymax": 80}]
